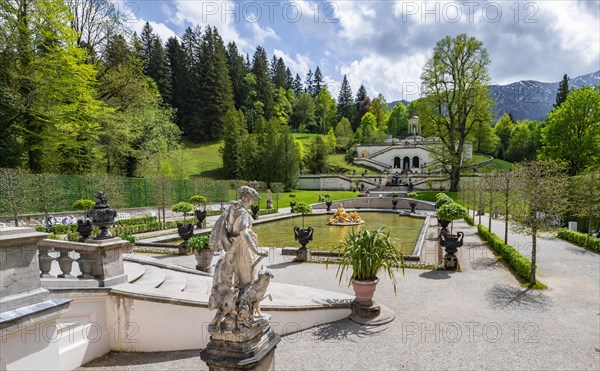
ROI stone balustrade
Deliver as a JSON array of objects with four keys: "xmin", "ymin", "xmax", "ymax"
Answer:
[{"xmin": 37, "ymin": 238, "xmax": 129, "ymax": 288}]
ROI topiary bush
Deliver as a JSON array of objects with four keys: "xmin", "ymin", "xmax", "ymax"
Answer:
[
  {"xmin": 437, "ymin": 203, "xmax": 468, "ymax": 222},
  {"xmin": 72, "ymin": 199, "xmax": 95, "ymax": 211},
  {"xmin": 435, "ymin": 193, "xmax": 454, "ymax": 208},
  {"xmin": 172, "ymin": 202, "xmax": 194, "ymax": 222}
]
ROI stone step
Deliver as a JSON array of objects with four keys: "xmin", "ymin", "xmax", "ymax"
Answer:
[
  {"xmin": 129, "ymin": 265, "xmax": 166, "ymax": 288},
  {"xmin": 123, "ymin": 261, "xmax": 145, "ymax": 283},
  {"xmin": 157, "ymin": 271, "xmax": 188, "ymax": 293},
  {"xmin": 181, "ymin": 275, "xmax": 212, "ymax": 295}
]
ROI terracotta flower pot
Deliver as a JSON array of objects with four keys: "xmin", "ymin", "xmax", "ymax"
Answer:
[
  {"xmin": 352, "ymin": 278, "xmax": 379, "ymax": 306},
  {"xmin": 194, "ymin": 249, "xmax": 213, "ymax": 273}
]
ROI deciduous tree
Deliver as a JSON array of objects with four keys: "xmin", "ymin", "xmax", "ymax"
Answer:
[
  {"xmin": 421, "ymin": 34, "xmax": 494, "ymax": 191},
  {"xmin": 541, "ymin": 86, "xmax": 600, "ymax": 175}
]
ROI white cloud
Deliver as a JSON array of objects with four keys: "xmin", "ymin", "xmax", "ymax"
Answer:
[
  {"xmin": 166, "ymin": 0, "xmax": 250, "ymax": 51},
  {"xmin": 273, "ymin": 49, "xmax": 312, "ymax": 77},
  {"xmin": 247, "ymin": 22, "xmax": 280, "ymax": 44},
  {"xmin": 335, "ymin": 2, "xmax": 376, "ymax": 41},
  {"xmin": 340, "ymin": 53, "xmax": 429, "ymax": 101},
  {"xmin": 129, "ymin": 19, "xmax": 178, "ymax": 42}
]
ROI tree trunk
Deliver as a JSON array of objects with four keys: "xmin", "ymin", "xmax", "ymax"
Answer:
[
  {"xmin": 488, "ymin": 192, "xmax": 493, "ymax": 231},
  {"xmin": 504, "ymin": 191, "xmax": 509, "ymax": 245},
  {"xmin": 450, "ymin": 166, "xmax": 460, "ymax": 192},
  {"xmin": 530, "ymin": 229, "xmax": 537, "ymax": 286}
]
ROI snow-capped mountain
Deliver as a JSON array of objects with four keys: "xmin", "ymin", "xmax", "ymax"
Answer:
[{"xmin": 489, "ymin": 70, "xmax": 600, "ymax": 121}]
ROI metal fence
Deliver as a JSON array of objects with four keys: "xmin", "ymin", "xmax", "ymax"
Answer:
[{"xmin": 0, "ymin": 169, "xmax": 232, "ymax": 216}]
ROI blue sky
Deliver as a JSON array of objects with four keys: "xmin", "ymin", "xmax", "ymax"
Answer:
[{"xmin": 123, "ymin": 0, "xmax": 600, "ymax": 101}]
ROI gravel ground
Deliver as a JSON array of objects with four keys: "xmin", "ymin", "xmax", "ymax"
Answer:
[{"xmin": 79, "ymin": 217, "xmax": 600, "ymax": 370}]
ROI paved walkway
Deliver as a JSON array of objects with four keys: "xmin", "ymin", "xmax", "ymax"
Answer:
[{"xmin": 79, "ymin": 217, "xmax": 600, "ymax": 370}]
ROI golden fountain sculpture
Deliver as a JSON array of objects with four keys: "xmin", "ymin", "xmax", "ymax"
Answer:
[{"xmin": 328, "ymin": 203, "xmax": 364, "ymax": 226}]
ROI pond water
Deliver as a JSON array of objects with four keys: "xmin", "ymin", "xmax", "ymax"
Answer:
[{"xmin": 253, "ymin": 212, "xmax": 424, "ymax": 254}]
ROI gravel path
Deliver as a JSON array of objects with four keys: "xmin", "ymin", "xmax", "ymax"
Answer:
[{"xmin": 79, "ymin": 217, "xmax": 600, "ymax": 370}]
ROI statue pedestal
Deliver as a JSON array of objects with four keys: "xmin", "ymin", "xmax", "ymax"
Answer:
[
  {"xmin": 296, "ymin": 247, "xmax": 311, "ymax": 262},
  {"xmin": 200, "ymin": 322, "xmax": 280, "ymax": 371}
]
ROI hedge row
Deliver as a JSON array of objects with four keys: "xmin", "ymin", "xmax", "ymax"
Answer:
[
  {"xmin": 116, "ymin": 216, "xmax": 158, "ymax": 226},
  {"xmin": 557, "ymin": 228, "xmax": 600, "ymax": 253},
  {"xmin": 258, "ymin": 208, "xmax": 278, "ymax": 216},
  {"xmin": 464, "ymin": 214, "xmax": 474, "ymax": 226},
  {"xmin": 477, "ymin": 224, "xmax": 532, "ymax": 282}
]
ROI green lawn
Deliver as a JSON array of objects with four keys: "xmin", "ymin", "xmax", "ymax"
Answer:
[
  {"xmin": 175, "ymin": 139, "xmax": 224, "ymax": 179},
  {"xmin": 251, "ymin": 189, "xmax": 360, "ymax": 210},
  {"xmin": 175, "ymin": 135, "xmax": 376, "ymax": 179},
  {"xmin": 478, "ymin": 158, "xmax": 513, "ymax": 172}
]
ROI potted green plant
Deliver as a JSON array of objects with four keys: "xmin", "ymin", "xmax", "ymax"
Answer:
[
  {"xmin": 334, "ymin": 228, "xmax": 404, "ymax": 307},
  {"xmin": 391, "ymin": 193, "xmax": 399, "ymax": 210},
  {"xmin": 293, "ymin": 202, "xmax": 314, "ymax": 261},
  {"xmin": 289, "ymin": 194, "xmax": 297, "ymax": 213},
  {"xmin": 188, "ymin": 234, "xmax": 212, "ymax": 272},
  {"xmin": 190, "ymin": 195, "xmax": 208, "ymax": 228},
  {"xmin": 72, "ymin": 199, "xmax": 95, "ymax": 240}
]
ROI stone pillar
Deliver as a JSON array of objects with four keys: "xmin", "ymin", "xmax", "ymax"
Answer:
[
  {"xmin": 1, "ymin": 227, "xmax": 71, "ymax": 370},
  {"xmin": 200, "ymin": 322, "xmax": 280, "ymax": 371},
  {"xmin": 1, "ymin": 227, "xmax": 54, "ymax": 313}
]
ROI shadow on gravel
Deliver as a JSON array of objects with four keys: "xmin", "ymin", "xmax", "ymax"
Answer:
[
  {"xmin": 78, "ymin": 350, "xmax": 199, "ymax": 368},
  {"xmin": 471, "ymin": 257, "xmax": 502, "ymax": 270},
  {"xmin": 266, "ymin": 260, "xmax": 304, "ymax": 270},
  {"xmin": 485, "ymin": 284, "xmax": 552, "ymax": 311},
  {"xmin": 310, "ymin": 319, "xmax": 386, "ymax": 343},
  {"xmin": 419, "ymin": 270, "xmax": 454, "ymax": 280}
]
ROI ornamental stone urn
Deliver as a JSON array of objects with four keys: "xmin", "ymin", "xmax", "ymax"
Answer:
[
  {"xmin": 76, "ymin": 219, "xmax": 94, "ymax": 241},
  {"xmin": 194, "ymin": 209, "xmax": 207, "ymax": 229},
  {"xmin": 251, "ymin": 205, "xmax": 260, "ymax": 220},
  {"xmin": 409, "ymin": 201, "xmax": 417, "ymax": 213},
  {"xmin": 294, "ymin": 226, "xmax": 313, "ymax": 261},
  {"xmin": 89, "ymin": 192, "xmax": 117, "ymax": 240},
  {"xmin": 440, "ymin": 231, "xmax": 464, "ymax": 270},
  {"xmin": 177, "ymin": 223, "xmax": 194, "ymax": 255},
  {"xmin": 326, "ymin": 201, "xmax": 333, "ymax": 212},
  {"xmin": 392, "ymin": 199, "xmax": 398, "ymax": 210}
]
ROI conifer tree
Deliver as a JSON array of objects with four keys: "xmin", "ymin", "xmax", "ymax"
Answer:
[
  {"xmin": 337, "ymin": 75, "xmax": 355, "ymax": 122},
  {"xmin": 196, "ymin": 27, "xmax": 234, "ymax": 140},
  {"xmin": 554, "ymin": 74, "xmax": 569, "ymax": 109},
  {"xmin": 139, "ymin": 22, "xmax": 171, "ymax": 104},
  {"xmin": 165, "ymin": 37, "xmax": 188, "ymax": 119},
  {"xmin": 313, "ymin": 66, "xmax": 324, "ymax": 96},
  {"xmin": 251, "ymin": 46, "xmax": 274, "ymax": 118},
  {"xmin": 305, "ymin": 69, "xmax": 313, "ymax": 94},
  {"xmin": 226, "ymin": 42, "xmax": 247, "ymax": 109},
  {"xmin": 292, "ymin": 74, "xmax": 303, "ymax": 96}
]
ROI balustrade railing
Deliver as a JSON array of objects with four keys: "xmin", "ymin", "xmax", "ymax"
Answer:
[{"xmin": 37, "ymin": 238, "xmax": 128, "ymax": 287}]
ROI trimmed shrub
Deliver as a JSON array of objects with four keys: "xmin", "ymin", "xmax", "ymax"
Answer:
[
  {"xmin": 437, "ymin": 203, "xmax": 467, "ymax": 222},
  {"xmin": 477, "ymin": 224, "xmax": 532, "ymax": 282},
  {"xmin": 557, "ymin": 228, "xmax": 600, "ymax": 253},
  {"xmin": 435, "ymin": 193, "xmax": 454, "ymax": 208}
]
